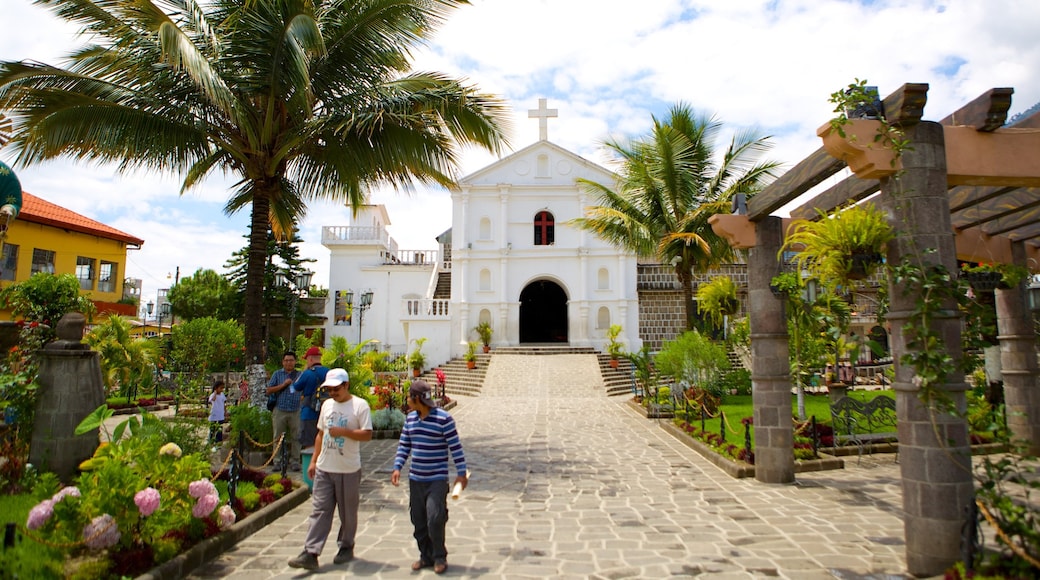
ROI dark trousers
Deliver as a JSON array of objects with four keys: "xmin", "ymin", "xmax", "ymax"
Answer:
[{"xmin": 409, "ymin": 479, "xmax": 450, "ymax": 563}]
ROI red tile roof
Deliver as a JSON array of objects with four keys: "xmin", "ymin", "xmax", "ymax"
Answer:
[{"xmin": 19, "ymin": 192, "xmax": 144, "ymax": 247}]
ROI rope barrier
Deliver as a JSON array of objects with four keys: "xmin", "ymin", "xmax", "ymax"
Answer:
[{"xmin": 233, "ymin": 433, "xmax": 285, "ymax": 471}]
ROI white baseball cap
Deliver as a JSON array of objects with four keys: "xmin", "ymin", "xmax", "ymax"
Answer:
[{"xmin": 320, "ymin": 368, "xmax": 349, "ymax": 388}]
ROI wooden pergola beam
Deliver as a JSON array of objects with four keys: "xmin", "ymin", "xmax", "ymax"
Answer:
[
  {"xmin": 939, "ymin": 88, "xmax": 1014, "ymax": 131},
  {"xmin": 790, "ymin": 177, "xmax": 879, "ymax": 220}
]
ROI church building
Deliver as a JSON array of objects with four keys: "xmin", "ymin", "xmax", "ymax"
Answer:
[{"xmin": 321, "ymin": 100, "xmax": 643, "ymax": 368}]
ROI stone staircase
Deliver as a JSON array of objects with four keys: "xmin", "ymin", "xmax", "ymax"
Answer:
[
  {"xmin": 596, "ymin": 354, "xmax": 636, "ymax": 397},
  {"xmin": 415, "ymin": 352, "xmax": 490, "ymax": 397},
  {"xmin": 415, "ymin": 345, "xmax": 635, "ymax": 398},
  {"xmin": 433, "ymin": 271, "xmax": 451, "ymax": 299}
]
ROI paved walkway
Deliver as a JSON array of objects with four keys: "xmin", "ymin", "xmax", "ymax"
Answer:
[{"xmin": 187, "ymin": 354, "xmax": 914, "ymax": 579}]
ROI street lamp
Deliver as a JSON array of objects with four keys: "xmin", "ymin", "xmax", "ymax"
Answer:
[
  {"xmin": 344, "ymin": 290, "xmax": 374, "ymax": 344},
  {"xmin": 158, "ymin": 302, "xmax": 171, "ymax": 336},
  {"xmin": 277, "ymin": 270, "xmax": 313, "ymax": 351}
]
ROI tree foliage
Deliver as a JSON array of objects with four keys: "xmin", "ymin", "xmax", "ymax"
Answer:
[
  {"xmin": 166, "ymin": 268, "xmax": 241, "ymax": 322},
  {"xmin": 85, "ymin": 316, "xmax": 160, "ymax": 397},
  {"xmin": 168, "ymin": 318, "xmax": 244, "ymax": 379},
  {"xmin": 0, "ymin": 0, "xmax": 511, "ymax": 363},
  {"xmin": 0, "ymin": 273, "xmax": 95, "ymax": 335},
  {"xmin": 572, "ymin": 103, "xmax": 779, "ymax": 329}
]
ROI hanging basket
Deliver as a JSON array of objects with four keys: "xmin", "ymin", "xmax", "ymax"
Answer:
[
  {"xmin": 963, "ymin": 271, "xmax": 1004, "ymax": 292},
  {"xmin": 847, "ymin": 251, "xmax": 883, "ymax": 280}
]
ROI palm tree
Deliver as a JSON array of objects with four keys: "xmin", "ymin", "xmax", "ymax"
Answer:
[
  {"xmin": 572, "ymin": 103, "xmax": 780, "ymax": 329},
  {"xmin": 0, "ymin": 0, "xmax": 510, "ymax": 364}
]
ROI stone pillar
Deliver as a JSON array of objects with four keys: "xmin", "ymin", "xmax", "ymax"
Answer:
[
  {"xmin": 997, "ymin": 241, "xmax": 1040, "ymax": 454},
  {"xmin": 30, "ymin": 313, "xmax": 106, "ymax": 481},
  {"xmin": 750, "ymin": 216, "xmax": 794, "ymax": 483},
  {"xmin": 247, "ymin": 363, "xmax": 269, "ymax": 409},
  {"xmin": 878, "ymin": 121, "xmax": 973, "ymax": 577}
]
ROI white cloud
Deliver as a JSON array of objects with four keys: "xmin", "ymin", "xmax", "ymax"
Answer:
[{"xmin": 3, "ymin": 0, "xmax": 1040, "ymax": 299}]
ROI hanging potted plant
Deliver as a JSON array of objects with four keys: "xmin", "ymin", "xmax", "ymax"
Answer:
[
  {"xmin": 606, "ymin": 324, "xmax": 624, "ymax": 368},
  {"xmin": 696, "ymin": 276, "xmax": 740, "ymax": 329},
  {"xmin": 781, "ymin": 202, "xmax": 894, "ymax": 287},
  {"xmin": 474, "ymin": 321, "xmax": 493, "ymax": 353},
  {"xmin": 464, "ymin": 341, "xmax": 478, "ymax": 369},
  {"xmin": 959, "ymin": 262, "xmax": 1029, "ymax": 292}
]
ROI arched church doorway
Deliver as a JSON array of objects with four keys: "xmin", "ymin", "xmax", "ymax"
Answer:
[{"xmin": 519, "ymin": 280, "xmax": 568, "ymax": 343}]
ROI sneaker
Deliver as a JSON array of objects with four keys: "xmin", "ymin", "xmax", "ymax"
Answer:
[
  {"xmin": 333, "ymin": 546, "xmax": 354, "ymax": 564},
  {"xmin": 288, "ymin": 551, "xmax": 319, "ymax": 571}
]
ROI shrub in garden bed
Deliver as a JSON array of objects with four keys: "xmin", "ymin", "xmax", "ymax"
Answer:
[{"xmin": 8, "ymin": 406, "xmax": 296, "ymax": 579}]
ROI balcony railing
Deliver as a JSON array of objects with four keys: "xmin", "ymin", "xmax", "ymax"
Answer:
[
  {"xmin": 382, "ymin": 249, "xmax": 439, "ymax": 266},
  {"xmin": 401, "ymin": 298, "xmax": 450, "ymax": 320},
  {"xmin": 322, "ymin": 226, "xmax": 391, "ymax": 247}
]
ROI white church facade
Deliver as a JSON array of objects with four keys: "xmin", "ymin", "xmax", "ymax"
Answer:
[{"xmin": 320, "ymin": 100, "xmax": 644, "ymax": 368}]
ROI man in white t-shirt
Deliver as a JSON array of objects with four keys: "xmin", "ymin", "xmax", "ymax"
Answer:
[{"xmin": 288, "ymin": 368, "xmax": 373, "ymax": 571}]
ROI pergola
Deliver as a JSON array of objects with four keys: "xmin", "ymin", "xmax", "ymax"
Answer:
[{"xmin": 712, "ymin": 83, "xmax": 1040, "ymax": 577}]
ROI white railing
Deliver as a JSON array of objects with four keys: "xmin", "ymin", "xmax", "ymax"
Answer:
[
  {"xmin": 401, "ymin": 298, "xmax": 450, "ymax": 320},
  {"xmin": 383, "ymin": 249, "xmax": 438, "ymax": 266},
  {"xmin": 322, "ymin": 226, "xmax": 390, "ymax": 246}
]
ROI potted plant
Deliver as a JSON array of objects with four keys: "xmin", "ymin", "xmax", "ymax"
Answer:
[
  {"xmin": 409, "ymin": 338, "xmax": 427, "ymax": 377},
  {"xmin": 475, "ymin": 321, "xmax": 493, "ymax": 353},
  {"xmin": 605, "ymin": 324, "xmax": 624, "ymax": 368},
  {"xmin": 959, "ymin": 262, "xmax": 1030, "ymax": 292},
  {"xmin": 464, "ymin": 341, "xmax": 478, "ymax": 369},
  {"xmin": 781, "ymin": 202, "xmax": 894, "ymax": 286},
  {"xmin": 695, "ymin": 276, "xmax": 740, "ymax": 329}
]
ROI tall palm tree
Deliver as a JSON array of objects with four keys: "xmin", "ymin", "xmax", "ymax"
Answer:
[
  {"xmin": 573, "ymin": 103, "xmax": 780, "ymax": 329},
  {"xmin": 0, "ymin": 0, "xmax": 510, "ymax": 363}
]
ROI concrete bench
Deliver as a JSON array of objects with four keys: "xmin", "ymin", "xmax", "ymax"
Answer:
[{"xmin": 830, "ymin": 395, "xmax": 898, "ymax": 460}]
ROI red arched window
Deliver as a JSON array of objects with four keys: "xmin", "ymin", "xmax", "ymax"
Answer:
[{"xmin": 534, "ymin": 211, "xmax": 555, "ymax": 246}]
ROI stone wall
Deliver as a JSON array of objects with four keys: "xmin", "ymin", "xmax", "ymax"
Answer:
[{"xmin": 636, "ymin": 263, "xmax": 751, "ymax": 350}]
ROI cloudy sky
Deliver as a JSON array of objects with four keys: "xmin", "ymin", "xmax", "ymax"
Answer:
[{"xmin": 3, "ymin": 0, "xmax": 1039, "ymax": 307}]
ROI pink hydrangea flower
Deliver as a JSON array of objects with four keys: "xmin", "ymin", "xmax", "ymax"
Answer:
[
  {"xmin": 192, "ymin": 493, "xmax": 220, "ymax": 518},
  {"xmin": 188, "ymin": 479, "xmax": 217, "ymax": 499},
  {"xmin": 159, "ymin": 442, "xmax": 182, "ymax": 457},
  {"xmin": 83, "ymin": 514, "xmax": 120, "ymax": 550},
  {"xmin": 134, "ymin": 487, "xmax": 161, "ymax": 517},
  {"xmin": 26, "ymin": 499, "xmax": 54, "ymax": 530},
  {"xmin": 51, "ymin": 486, "xmax": 81, "ymax": 503},
  {"xmin": 217, "ymin": 505, "xmax": 236, "ymax": 530}
]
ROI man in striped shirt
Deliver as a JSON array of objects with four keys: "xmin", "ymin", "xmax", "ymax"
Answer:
[{"xmin": 391, "ymin": 380, "xmax": 467, "ymax": 575}]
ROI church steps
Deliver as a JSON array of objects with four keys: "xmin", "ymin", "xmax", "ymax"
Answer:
[{"xmin": 416, "ymin": 348, "xmax": 635, "ymax": 398}]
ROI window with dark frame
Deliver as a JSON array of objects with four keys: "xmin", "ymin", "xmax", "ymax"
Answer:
[
  {"xmin": 1, "ymin": 243, "xmax": 18, "ymax": 281},
  {"xmin": 534, "ymin": 211, "xmax": 555, "ymax": 246},
  {"xmin": 31, "ymin": 248, "xmax": 55, "ymax": 275},
  {"xmin": 76, "ymin": 256, "xmax": 96, "ymax": 290},
  {"xmin": 98, "ymin": 261, "xmax": 117, "ymax": 293}
]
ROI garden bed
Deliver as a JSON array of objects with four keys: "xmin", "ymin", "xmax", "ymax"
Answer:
[
  {"xmin": 658, "ymin": 420, "xmax": 844, "ymax": 479},
  {"xmin": 136, "ymin": 482, "xmax": 310, "ymax": 580}
]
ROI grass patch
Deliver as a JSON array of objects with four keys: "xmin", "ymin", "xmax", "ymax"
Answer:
[
  {"xmin": 0, "ymin": 493, "xmax": 65, "ymax": 578},
  {"xmin": 670, "ymin": 390, "xmax": 895, "ymax": 449}
]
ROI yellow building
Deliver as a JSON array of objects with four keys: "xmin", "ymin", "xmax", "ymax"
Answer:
[{"xmin": 0, "ymin": 191, "xmax": 144, "ymax": 320}]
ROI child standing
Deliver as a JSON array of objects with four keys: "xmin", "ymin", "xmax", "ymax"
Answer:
[{"xmin": 208, "ymin": 380, "xmax": 227, "ymax": 444}]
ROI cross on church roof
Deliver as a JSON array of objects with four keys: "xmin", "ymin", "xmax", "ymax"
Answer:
[{"xmin": 528, "ymin": 98, "xmax": 558, "ymax": 141}]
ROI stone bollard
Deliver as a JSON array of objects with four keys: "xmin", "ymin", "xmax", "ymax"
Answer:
[{"xmin": 29, "ymin": 312, "xmax": 106, "ymax": 481}]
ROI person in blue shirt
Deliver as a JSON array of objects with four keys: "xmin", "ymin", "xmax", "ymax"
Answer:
[
  {"xmin": 294, "ymin": 346, "xmax": 328, "ymax": 449},
  {"xmin": 391, "ymin": 380, "xmax": 467, "ymax": 575},
  {"xmin": 266, "ymin": 351, "xmax": 301, "ymax": 470}
]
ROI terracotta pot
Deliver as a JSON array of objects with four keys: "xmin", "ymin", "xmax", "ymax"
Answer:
[
  {"xmin": 609, "ymin": 358, "xmax": 619, "ymax": 369},
  {"xmin": 412, "ymin": 368, "xmax": 421, "ymax": 378},
  {"xmin": 482, "ymin": 345, "xmax": 490, "ymax": 353},
  {"xmin": 467, "ymin": 360, "xmax": 476, "ymax": 369}
]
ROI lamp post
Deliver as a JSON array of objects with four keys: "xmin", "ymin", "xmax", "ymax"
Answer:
[
  {"xmin": 344, "ymin": 290, "xmax": 374, "ymax": 344},
  {"xmin": 277, "ymin": 270, "xmax": 313, "ymax": 351},
  {"xmin": 157, "ymin": 302, "xmax": 171, "ymax": 337}
]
